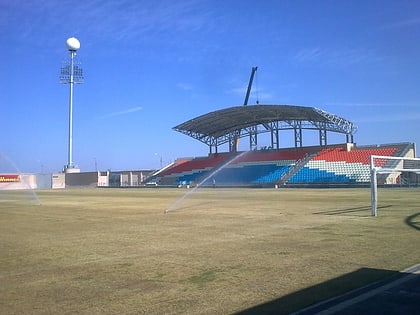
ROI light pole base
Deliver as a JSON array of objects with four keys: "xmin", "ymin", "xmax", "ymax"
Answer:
[{"xmin": 64, "ymin": 166, "xmax": 80, "ymax": 174}]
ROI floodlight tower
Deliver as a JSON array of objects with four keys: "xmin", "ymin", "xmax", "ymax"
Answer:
[{"xmin": 60, "ymin": 37, "xmax": 83, "ymax": 173}]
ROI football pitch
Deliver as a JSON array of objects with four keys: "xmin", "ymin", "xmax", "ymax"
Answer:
[{"xmin": 0, "ymin": 188, "xmax": 419, "ymax": 314}]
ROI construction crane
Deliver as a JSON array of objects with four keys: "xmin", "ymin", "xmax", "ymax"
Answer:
[
  {"xmin": 243, "ymin": 66, "xmax": 258, "ymax": 106},
  {"xmin": 233, "ymin": 66, "xmax": 258, "ymax": 152}
]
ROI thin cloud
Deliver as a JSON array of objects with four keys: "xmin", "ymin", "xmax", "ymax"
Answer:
[
  {"xmin": 98, "ymin": 106, "xmax": 142, "ymax": 119},
  {"xmin": 355, "ymin": 112, "xmax": 420, "ymax": 123},
  {"xmin": 226, "ymin": 86, "xmax": 272, "ymax": 104},
  {"xmin": 228, "ymin": 87, "xmax": 247, "ymax": 96},
  {"xmin": 6, "ymin": 0, "xmax": 213, "ymax": 43},
  {"xmin": 326, "ymin": 102, "xmax": 420, "ymax": 108},
  {"xmin": 294, "ymin": 47, "xmax": 324, "ymax": 63},
  {"xmin": 293, "ymin": 47, "xmax": 381, "ymax": 67},
  {"xmin": 176, "ymin": 82, "xmax": 194, "ymax": 91},
  {"xmin": 380, "ymin": 17, "xmax": 420, "ymax": 30}
]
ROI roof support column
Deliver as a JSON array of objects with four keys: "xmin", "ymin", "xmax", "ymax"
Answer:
[
  {"xmin": 229, "ymin": 131, "xmax": 240, "ymax": 152},
  {"xmin": 270, "ymin": 121, "xmax": 279, "ymax": 149},
  {"xmin": 208, "ymin": 138, "xmax": 218, "ymax": 154},
  {"xmin": 294, "ymin": 121, "xmax": 302, "ymax": 148},
  {"xmin": 346, "ymin": 133, "xmax": 354, "ymax": 143},
  {"xmin": 319, "ymin": 124, "xmax": 327, "ymax": 146},
  {"xmin": 229, "ymin": 138, "xmax": 235, "ymax": 153},
  {"xmin": 249, "ymin": 125, "xmax": 258, "ymax": 150}
]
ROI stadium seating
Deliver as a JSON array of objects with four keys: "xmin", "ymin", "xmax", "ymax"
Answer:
[
  {"xmin": 157, "ymin": 153, "xmax": 232, "ymax": 177},
  {"xmin": 230, "ymin": 148, "xmax": 311, "ymax": 163},
  {"xmin": 288, "ymin": 145, "xmax": 400, "ymax": 184},
  {"xmin": 146, "ymin": 143, "xmax": 412, "ymax": 186}
]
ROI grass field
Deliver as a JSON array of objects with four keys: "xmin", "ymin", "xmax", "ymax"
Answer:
[{"xmin": 0, "ymin": 187, "xmax": 419, "ymax": 314}]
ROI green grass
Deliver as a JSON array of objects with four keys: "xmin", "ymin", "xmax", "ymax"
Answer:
[{"xmin": 0, "ymin": 188, "xmax": 418, "ymax": 314}]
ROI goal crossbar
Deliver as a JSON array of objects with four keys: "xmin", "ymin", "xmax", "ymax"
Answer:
[{"xmin": 370, "ymin": 155, "xmax": 420, "ymax": 216}]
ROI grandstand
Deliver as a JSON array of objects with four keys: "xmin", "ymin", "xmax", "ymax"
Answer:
[
  {"xmin": 3, "ymin": 105, "xmax": 416, "ymax": 190},
  {"xmin": 147, "ymin": 143, "xmax": 415, "ymax": 187},
  {"xmin": 10, "ymin": 104, "xmax": 411, "ymax": 189},
  {"xmin": 145, "ymin": 105, "xmax": 417, "ymax": 187}
]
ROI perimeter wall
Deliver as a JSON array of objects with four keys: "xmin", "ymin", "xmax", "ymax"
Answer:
[{"xmin": 0, "ymin": 174, "xmax": 51, "ymax": 190}]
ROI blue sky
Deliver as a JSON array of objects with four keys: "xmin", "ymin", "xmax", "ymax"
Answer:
[{"xmin": 1, "ymin": 0, "xmax": 419, "ymax": 173}]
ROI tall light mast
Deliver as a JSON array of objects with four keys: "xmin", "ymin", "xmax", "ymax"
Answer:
[{"xmin": 60, "ymin": 37, "xmax": 83, "ymax": 173}]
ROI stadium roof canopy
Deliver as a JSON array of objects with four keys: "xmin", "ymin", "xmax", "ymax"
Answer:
[{"xmin": 173, "ymin": 105, "xmax": 357, "ymax": 153}]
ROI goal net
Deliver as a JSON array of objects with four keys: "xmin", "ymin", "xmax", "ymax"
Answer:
[{"xmin": 370, "ymin": 155, "xmax": 420, "ymax": 216}]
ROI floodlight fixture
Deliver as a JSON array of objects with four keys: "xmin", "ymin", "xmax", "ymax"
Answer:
[{"xmin": 66, "ymin": 37, "xmax": 81, "ymax": 51}]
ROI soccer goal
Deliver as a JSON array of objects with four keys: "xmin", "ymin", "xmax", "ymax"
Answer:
[{"xmin": 370, "ymin": 155, "xmax": 420, "ymax": 216}]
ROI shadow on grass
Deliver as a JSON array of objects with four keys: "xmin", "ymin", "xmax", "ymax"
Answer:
[
  {"xmin": 313, "ymin": 205, "xmax": 392, "ymax": 216},
  {"xmin": 234, "ymin": 267, "xmax": 402, "ymax": 315},
  {"xmin": 405, "ymin": 212, "xmax": 420, "ymax": 231}
]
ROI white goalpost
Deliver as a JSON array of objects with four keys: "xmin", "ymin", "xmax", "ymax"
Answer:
[{"xmin": 370, "ymin": 155, "xmax": 420, "ymax": 216}]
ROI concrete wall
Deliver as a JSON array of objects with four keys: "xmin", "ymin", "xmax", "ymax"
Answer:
[
  {"xmin": 98, "ymin": 171, "xmax": 109, "ymax": 187},
  {"xmin": 52, "ymin": 173, "xmax": 65, "ymax": 189},
  {"xmin": 65, "ymin": 172, "xmax": 99, "ymax": 188},
  {"xmin": 0, "ymin": 174, "xmax": 37, "ymax": 190},
  {"xmin": 36, "ymin": 174, "xmax": 52, "ymax": 189},
  {"xmin": 0, "ymin": 169, "xmax": 171, "ymax": 190}
]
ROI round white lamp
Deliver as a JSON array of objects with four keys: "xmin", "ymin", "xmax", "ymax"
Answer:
[{"xmin": 66, "ymin": 37, "xmax": 81, "ymax": 51}]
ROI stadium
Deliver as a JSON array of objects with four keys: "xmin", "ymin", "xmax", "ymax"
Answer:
[
  {"xmin": 1, "ymin": 103, "xmax": 419, "ymax": 189},
  {"xmin": 3, "ymin": 1, "xmax": 420, "ymax": 312},
  {"xmin": 146, "ymin": 104, "xmax": 418, "ymax": 188},
  {"xmin": 1, "ymin": 102, "xmax": 420, "ymax": 314}
]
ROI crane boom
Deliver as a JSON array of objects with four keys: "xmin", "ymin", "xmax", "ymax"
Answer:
[
  {"xmin": 243, "ymin": 66, "xmax": 258, "ymax": 106},
  {"xmin": 234, "ymin": 66, "xmax": 258, "ymax": 152}
]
